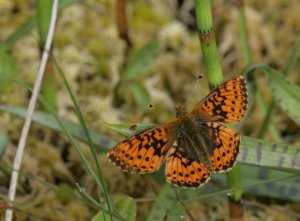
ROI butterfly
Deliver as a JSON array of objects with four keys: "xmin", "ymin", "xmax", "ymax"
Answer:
[{"xmin": 107, "ymin": 76, "xmax": 248, "ymax": 188}]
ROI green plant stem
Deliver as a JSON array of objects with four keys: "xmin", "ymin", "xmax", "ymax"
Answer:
[
  {"xmin": 195, "ymin": 0, "xmax": 243, "ymax": 203},
  {"xmin": 195, "ymin": 0, "xmax": 223, "ymax": 88}
]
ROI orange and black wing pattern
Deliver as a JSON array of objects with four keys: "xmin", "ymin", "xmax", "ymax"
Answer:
[
  {"xmin": 107, "ymin": 127, "xmax": 172, "ymax": 173},
  {"xmin": 205, "ymin": 122, "xmax": 240, "ymax": 172},
  {"xmin": 191, "ymin": 76, "xmax": 248, "ymax": 123},
  {"xmin": 107, "ymin": 76, "xmax": 248, "ymax": 188},
  {"xmin": 165, "ymin": 140, "xmax": 211, "ymax": 188}
]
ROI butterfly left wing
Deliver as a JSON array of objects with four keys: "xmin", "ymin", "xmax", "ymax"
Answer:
[
  {"xmin": 191, "ymin": 76, "xmax": 248, "ymax": 123},
  {"xmin": 107, "ymin": 126, "xmax": 172, "ymax": 173}
]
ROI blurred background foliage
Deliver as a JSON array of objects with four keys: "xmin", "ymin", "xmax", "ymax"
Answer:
[{"xmin": 0, "ymin": 0, "xmax": 300, "ymax": 220}]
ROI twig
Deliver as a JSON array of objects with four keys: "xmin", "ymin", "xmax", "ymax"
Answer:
[
  {"xmin": 117, "ymin": 0, "xmax": 132, "ymax": 50},
  {"xmin": 5, "ymin": 1, "xmax": 59, "ymax": 220}
]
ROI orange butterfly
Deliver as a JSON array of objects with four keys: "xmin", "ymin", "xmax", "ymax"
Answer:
[{"xmin": 107, "ymin": 76, "xmax": 248, "ymax": 188}]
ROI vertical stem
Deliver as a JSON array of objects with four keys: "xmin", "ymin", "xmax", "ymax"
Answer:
[
  {"xmin": 5, "ymin": 1, "xmax": 59, "ymax": 220},
  {"xmin": 117, "ymin": 0, "xmax": 132, "ymax": 51},
  {"xmin": 195, "ymin": 0, "xmax": 223, "ymax": 89},
  {"xmin": 195, "ymin": 0, "xmax": 244, "ymax": 219}
]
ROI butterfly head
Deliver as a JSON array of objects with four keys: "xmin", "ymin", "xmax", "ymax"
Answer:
[{"xmin": 175, "ymin": 103, "xmax": 187, "ymax": 119}]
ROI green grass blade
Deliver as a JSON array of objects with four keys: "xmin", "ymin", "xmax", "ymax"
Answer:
[
  {"xmin": 52, "ymin": 56, "xmax": 114, "ymax": 219},
  {"xmin": 0, "ymin": 105, "xmax": 115, "ymax": 150},
  {"xmin": 36, "ymin": 0, "xmax": 57, "ymax": 111},
  {"xmin": 239, "ymin": 136, "xmax": 300, "ymax": 172},
  {"xmin": 0, "ymin": 53, "xmax": 19, "ymax": 92},
  {"xmin": 36, "ymin": 0, "xmax": 52, "ymax": 43},
  {"xmin": 0, "ymin": 133, "xmax": 9, "ymax": 156},
  {"xmin": 283, "ymin": 36, "xmax": 300, "ymax": 76}
]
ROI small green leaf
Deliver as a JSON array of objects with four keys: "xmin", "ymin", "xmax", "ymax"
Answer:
[
  {"xmin": 92, "ymin": 196, "xmax": 137, "ymax": 221},
  {"xmin": 131, "ymin": 82, "xmax": 150, "ymax": 109},
  {"xmin": 0, "ymin": 53, "xmax": 19, "ymax": 92},
  {"xmin": 124, "ymin": 41, "xmax": 160, "ymax": 79},
  {"xmin": 100, "ymin": 119, "xmax": 155, "ymax": 136}
]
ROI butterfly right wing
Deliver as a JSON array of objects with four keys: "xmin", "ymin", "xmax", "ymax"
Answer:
[
  {"xmin": 107, "ymin": 127, "xmax": 172, "ymax": 174},
  {"xmin": 205, "ymin": 122, "xmax": 240, "ymax": 172},
  {"xmin": 191, "ymin": 76, "xmax": 248, "ymax": 123}
]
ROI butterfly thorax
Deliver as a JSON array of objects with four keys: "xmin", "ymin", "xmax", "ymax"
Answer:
[{"xmin": 172, "ymin": 112, "xmax": 214, "ymax": 170}]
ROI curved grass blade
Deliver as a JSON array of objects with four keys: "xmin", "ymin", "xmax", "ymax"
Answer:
[{"xmin": 244, "ymin": 64, "xmax": 300, "ymax": 126}]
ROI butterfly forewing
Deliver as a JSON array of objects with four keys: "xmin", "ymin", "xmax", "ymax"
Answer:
[
  {"xmin": 107, "ymin": 126, "xmax": 172, "ymax": 173},
  {"xmin": 191, "ymin": 76, "xmax": 248, "ymax": 123}
]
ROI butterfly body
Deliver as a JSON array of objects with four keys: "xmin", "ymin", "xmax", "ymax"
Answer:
[{"xmin": 107, "ymin": 76, "xmax": 247, "ymax": 188}]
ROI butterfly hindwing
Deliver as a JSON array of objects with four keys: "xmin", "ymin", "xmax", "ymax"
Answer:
[
  {"xmin": 191, "ymin": 76, "xmax": 248, "ymax": 123},
  {"xmin": 205, "ymin": 122, "xmax": 240, "ymax": 172},
  {"xmin": 107, "ymin": 127, "xmax": 171, "ymax": 173},
  {"xmin": 165, "ymin": 140, "xmax": 211, "ymax": 188}
]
